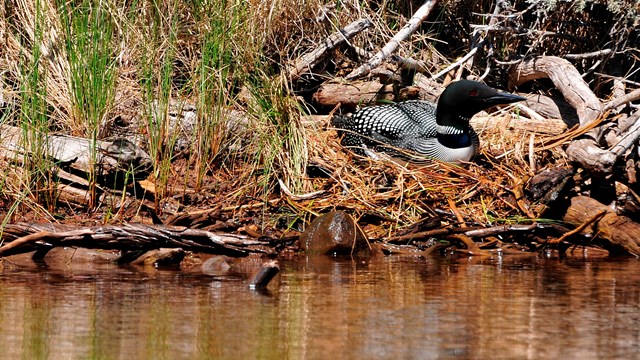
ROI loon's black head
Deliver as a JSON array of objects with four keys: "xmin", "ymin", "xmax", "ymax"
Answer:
[{"xmin": 436, "ymin": 80, "xmax": 525, "ymax": 126}]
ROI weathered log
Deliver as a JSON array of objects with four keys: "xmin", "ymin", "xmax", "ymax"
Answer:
[
  {"xmin": 519, "ymin": 93, "xmax": 579, "ymax": 126},
  {"xmin": 609, "ymin": 111, "xmax": 640, "ymax": 158},
  {"xmin": 507, "ymin": 56, "xmax": 627, "ymax": 174},
  {"xmin": 604, "ymin": 87, "xmax": 640, "ymax": 113},
  {"xmin": 564, "ymin": 138, "xmax": 618, "ymax": 173},
  {"xmin": 0, "ymin": 124, "xmax": 152, "ymax": 185},
  {"xmin": 563, "ymin": 196, "xmax": 640, "ymax": 256},
  {"xmin": 312, "ymin": 79, "xmax": 395, "ymax": 109},
  {"xmin": 0, "ymin": 222, "xmax": 275, "ymax": 258}
]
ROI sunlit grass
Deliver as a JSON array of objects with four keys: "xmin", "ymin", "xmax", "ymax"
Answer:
[
  {"xmin": 18, "ymin": 0, "xmax": 57, "ymax": 214},
  {"xmin": 57, "ymin": 0, "xmax": 117, "ymax": 207}
]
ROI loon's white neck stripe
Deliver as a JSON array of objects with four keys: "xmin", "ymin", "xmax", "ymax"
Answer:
[
  {"xmin": 436, "ymin": 124, "xmax": 464, "ymax": 135},
  {"xmin": 408, "ymin": 130, "xmax": 479, "ymax": 163}
]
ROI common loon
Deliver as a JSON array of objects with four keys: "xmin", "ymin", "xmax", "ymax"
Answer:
[{"xmin": 332, "ymin": 80, "xmax": 525, "ymax": 163}]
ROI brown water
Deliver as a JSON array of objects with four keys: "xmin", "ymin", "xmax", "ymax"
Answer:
[{"xmin": 1, "ymin": 254, "xmax": 639, "ymax": 359}]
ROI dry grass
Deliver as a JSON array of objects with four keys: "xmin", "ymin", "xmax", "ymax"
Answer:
[{"xmin": 271, "ymin": 109, "xmax": 568, "ymax": 237}]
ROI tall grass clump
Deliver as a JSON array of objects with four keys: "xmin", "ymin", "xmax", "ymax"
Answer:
[
  {"xmin": 18, "ymin": 0, "xmax": 57, "ymax": 215},
  {"xmin": 56, "ymin": 0, "xmax": 117, "ymax": 206},
  {"xmin": 245, "ymin": 72, "xmax": 308, "ymax": 197},
  {"xmin": 136, "ymin": 0, "xmax": 313, "ymax": 203},
  {"xmin": 225, "ymin": 0, "xmax": 319, "ymax": 197},
  {"xmin": 190, "ymin": 0, "xmax": 246, "ymax": 190},
  {"xmin": 135, "ymin": 0, "xmax": 182, "ymax": 205}
]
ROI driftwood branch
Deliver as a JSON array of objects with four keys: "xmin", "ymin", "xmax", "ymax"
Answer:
[
  {"xmin": 288, "ymin": 18, "xmax": 372, "ymax": 81},
  {"xmin": 385, "ymin": 223, "xmax": 540, "ymax": 244},
  {"xmin": 0, "ymin": 222, "xmax": 275, "ymax": 258},
  {"xmin": 508, "ymin": 56, "xmax": 603, "ymax": 128},
  {"xmin": 352, "ymin": 45, "xmax": 429, "ymax": 74},
  {"xmin": 0, "ymin": 124, "xmax": 153, "ymax": 207},
  {"xmin": 346, "ymin": 0, "xmax": 438, "ymax": 80},
  {"xmin": 604, "ymin": 87, "xmax": 640, "ymax": 112},
  {"xmin": 564, "ymin": 49, "xmax": 612, "ymax": 60},
  {"xmin": 431, "ymin": 46, "xmax": 479, "ymax": 80},
  {"xmin": 610, "ymin": 110, "xmax": 640, "ymax": 158}
]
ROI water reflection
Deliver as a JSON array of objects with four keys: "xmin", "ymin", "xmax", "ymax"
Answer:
[{"xmin": 0, "ymin": 255, "xmax": 639, "ymax": 359}]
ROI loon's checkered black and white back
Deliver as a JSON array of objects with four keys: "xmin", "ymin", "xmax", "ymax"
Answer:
[
  {"xmin": 332, "ymin": 100, "xmax": 478, "ymax": 163},
  {"xmin": 332, "ymin": 80, "xmax": 525, "ymax": 163}
]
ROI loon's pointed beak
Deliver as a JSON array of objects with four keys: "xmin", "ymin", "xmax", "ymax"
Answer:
[{"xmin": 485, "ymin": 93, "xmax": 527, "ymax": 106}]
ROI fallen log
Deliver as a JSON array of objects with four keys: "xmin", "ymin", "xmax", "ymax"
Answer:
[
  {"xmin": 563, "ymin": 195, "xmax": 640, "ymax": 256},
  {"xmin": 0, "ymin": 124, "xmax": 152, "ymax": 187},
  {"xmin": 312, "ymin": 79, "xmax": 395, "ymax": 109},
  {"xmin": 0, "ymin": 222, "xmax": 275, "ymax": 258}
]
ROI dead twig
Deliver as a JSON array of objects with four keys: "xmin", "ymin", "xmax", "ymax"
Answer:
[
  {"xmin": 288, "ymin": 18, "xmax": 372, "ymax": 81},
  {"xmin": 547, "ymin": 210, "xmax": 607, "ymax": 245},
  {"xmin": 346, "ymin": 0, "xmax": 438, "ymax": 80},
  {"xmin": 0, "ymin": 223, "xmax": 274, "ymax": 258},
  {"xmin": 249, "ymin": 260, "xmax": 280, "ymax": 289}
]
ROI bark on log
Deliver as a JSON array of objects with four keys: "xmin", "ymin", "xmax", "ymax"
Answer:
[
  {"xmin": 563, "ymin": 196, "xmax": 640, "ymax": 256},
  {"xmin": 312, "ymin": 80, "xmax": 395, "ymax": 109},
  {"xmin": 0, "ymin": 222, "xmax": 275, "ymax": 258}
]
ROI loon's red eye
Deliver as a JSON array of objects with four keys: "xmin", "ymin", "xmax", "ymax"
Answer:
[{"xmin": 469, "ymin": 89, "xmax": 478, "ymax": 96}]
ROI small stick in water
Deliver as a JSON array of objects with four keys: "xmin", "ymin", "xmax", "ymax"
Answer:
[{"xmin": 249, "ymin": 260, "xmax": 280, "ymax": 289}]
